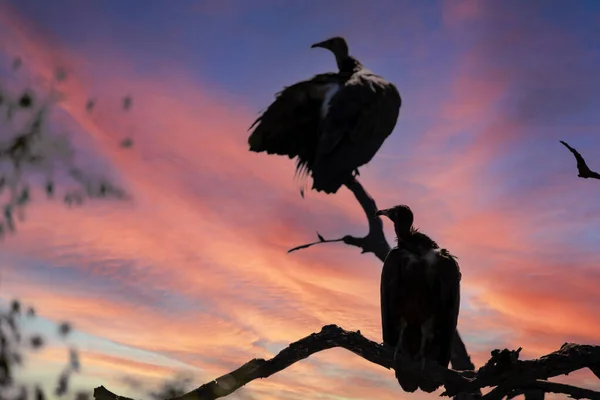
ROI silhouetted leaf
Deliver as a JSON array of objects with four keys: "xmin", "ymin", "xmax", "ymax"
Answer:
[
  {"xmin": 55, "ymin": 67, "xmax": 67, "ymax": 82},
  {"xmin": 17, "ymin": 187, "xmax": 29, "ymax": 205},
  {"xmin": 45, "ymin": 181, "xmax": 54, "ymax": 198},
  {"xmin": 58, "ymin": 322, "xmax": 71, "ymax": 337},
  {"xmin": 10, "ymin": 300, "xmax": 20, "ymax": 315},
  {"xmin": 85, "ymin": 99, "xmax": 95, "ymax": 112},
  {"xmin": 4, "ymin": 206, "xmax": 14, "ymax": 232},
  {"xmin": 75, "ymin": 392, "xmax": 90, "ymax": 400},
  {"xmin": 123, "ymin": 96, "xmax": 132, "ymax": 110},
  {"xmin": 120, "ymin": 137, "xmax": 133, "ymax": 148},
  {"xmin": 35, "ymin": 385, "xmax": 46, "ymax": 400},
  {"xmin": 18, "ymin": 92, "xmax": 32, "ymax": 108},
  {"xmin": 0, "ymin": 355, "xmax": 10, "ymax": 385},
  {"xmin": 64, "ymin": 192, "xmax": 84, "ymax": 207},
  {"xmin": 148, "ymin": 373, "xmax": 194, "ymax": 400},
  {"xmin": 69, "ymin": 348, "xmax": 79, "ymax": 372},
  {"xmin": 30, "ymin": 335, "xmax": 44, "ymax": 349},
  {"xmin": 12, "ymin": 57, "xmax": 22, "ymax": 71},
  {"xmin": 55, "ymin": 370, "xmax": 69, "ymax": 396}
]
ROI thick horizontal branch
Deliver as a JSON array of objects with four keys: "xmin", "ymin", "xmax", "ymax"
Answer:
[
  {"xmin": 494, "ymin": 380, "xmax": 600, "ymax": 400},
  {"xmin": 93, "ymin": 325, "xmax": 600, "ymax": 400}
]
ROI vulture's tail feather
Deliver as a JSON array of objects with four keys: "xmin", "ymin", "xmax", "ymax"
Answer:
[
  {"xmin": 394, "ymin": 359, "xmax": 419, "ymax": 393},
  {"xmin": 418, "ymin": 379, "xmax": 442, "ymax": 393},
  {"xmin": 393, "ymin": 342, "xmax": 419, "ymax": 393}
]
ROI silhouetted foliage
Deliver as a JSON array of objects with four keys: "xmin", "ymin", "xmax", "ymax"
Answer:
[
  {"xmin": 0, "ymin": 298, "xmax": 84, "ymax": 400},
  {"xmin": 0, "ymin": 57, "xmax": 132, "ymax": 239},
  {"xmin": 0, "ymin": 55, "xmax": 201, "ymax": 400},
  {"xmin": 148, "ymin": 372, "xmax": 194, "ymax": 400},
  {"xmin": 59, "ymin": 322, "xmax": 72, "ymax": 337}
]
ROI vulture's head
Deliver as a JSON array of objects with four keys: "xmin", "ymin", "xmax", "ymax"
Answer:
[
  {"xmin": 376, "ymin": 205, "xmax": 414, "ymax": 234},
  {"xmin": 311, "ymin": 36, "xmax": 349, "ymax": 58}
]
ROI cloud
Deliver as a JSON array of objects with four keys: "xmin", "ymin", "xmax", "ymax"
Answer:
[{"xmin": 3, "ymin": 1, "xmax": 600, "ymax": 399}]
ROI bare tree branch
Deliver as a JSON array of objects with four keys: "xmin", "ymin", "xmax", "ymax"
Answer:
[
  {"xmin": 92, "ymin": 325, "xmax": 600, "ymax": 400},
  {"xmin": 484, "ymin": 380, "xmax": 600, "ymax": 400},
  {"xmin": 560, "ymin": 140, "xmax": 600, "ymax": 180},
  {"xmin": 288, "ymin": 176, "xmax": 389, "ymax": 256},
  {"xmin": 287, "ymin": 232, "xmax": 346, "ymax": 253}
]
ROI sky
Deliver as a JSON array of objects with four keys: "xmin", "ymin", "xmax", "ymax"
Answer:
[{"xmin": 1, "ymin": 0, "xmax": 600, "ymax": 399}]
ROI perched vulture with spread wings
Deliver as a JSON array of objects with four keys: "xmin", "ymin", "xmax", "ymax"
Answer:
[
  {"xmin": 377, "ymin": 205, "xmax": 461, "ymax": 393},
  {"xmin": 248, "ymin": 36, "xmax": 401, "ymax": 196}
]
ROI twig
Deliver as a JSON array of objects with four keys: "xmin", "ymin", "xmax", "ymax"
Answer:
[
  {"xmin": 92, "ymin": 325, "xmax": 600, "ymax": 400},
  {"xmin": 287, "ymin": 176, "xmax": 389, "ymax": 258},
  {"xmin": 287, "ymin": 233, "xmax": 345, "ymax": 253},
  {"xmin": 507, "ymin": 380, "xmax": 600, "ymax": 400},
  {"xmin": 483, "ymin": 380, "xmax": 600, "ymax": 400},
  {"xmin": 560, "ymin": 140, "xmax": 600, "ymax": 180}
]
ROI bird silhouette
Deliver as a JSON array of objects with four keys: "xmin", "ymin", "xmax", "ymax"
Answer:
[
  {"xmin": 377, "ymin": 205, "xmax": 461, "ymax": 393},
  {"xmin": 248, "ymin": 36, "xmax": 401, "ymax": 196}
]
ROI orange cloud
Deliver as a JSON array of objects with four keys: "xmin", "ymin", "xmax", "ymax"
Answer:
[{"xmin": 3, "ymin": 2, "xmax": 600, "ymax": 400}]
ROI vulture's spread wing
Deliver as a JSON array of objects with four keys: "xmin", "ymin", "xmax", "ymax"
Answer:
[
  {"xmin": 248, "ymin": 73, "xmax": 341, "ymax": 173},
  {"xmin": 310, "ymin": 71, "xmax": 401, "ymax": 192}
]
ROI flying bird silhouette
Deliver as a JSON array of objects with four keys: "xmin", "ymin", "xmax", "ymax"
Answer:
[
  {"xmin": 248, "ymin": 36, "xmax": 401, "ymax": 196},
  {"xmin": 560, "ymin": 140, "xmax": 600, "ymax": 180},
  {"xmin": 377, "ymin": 205, "xmax": 461, "ymax": 393}
]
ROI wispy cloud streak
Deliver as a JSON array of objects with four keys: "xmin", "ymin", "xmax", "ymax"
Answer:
[{"xmin": 1, "ymin": 1, "xmax": 600, "ymax": 399}]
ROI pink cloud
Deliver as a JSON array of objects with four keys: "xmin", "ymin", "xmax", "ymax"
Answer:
[{"xmin": 2, "ymin": 2, "xmax": 600, "ymax": 399}]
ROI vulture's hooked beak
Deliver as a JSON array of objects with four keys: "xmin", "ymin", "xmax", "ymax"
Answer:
[
  {"xmin": 375, "ymin": 209, "xmax": 389, "ymax": 218},
  {"xmin": 310, "ymin": 40, "xmax": 329, "ymax": 49}
]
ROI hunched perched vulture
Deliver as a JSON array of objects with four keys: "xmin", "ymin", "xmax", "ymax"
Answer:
[
  {"xmin": 376, "ymin": 205, "xmax": 461, "ymax": 393},
  {"xmin": 247, "ymin": 36, "xmax": 401, "ymax": 195}
]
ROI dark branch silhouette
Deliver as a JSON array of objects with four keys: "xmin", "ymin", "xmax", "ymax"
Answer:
[
  {"xmin": 92, "ymin": 325, "xmax": 600, "ymax": 400},
  {"xmin": 287, "ymin": 233, "xmax": 345, "ymax": 253},
  {"xmin": 560, "ymin": 140, "xmax": 600, "ymax": 180},
  {"xmin": 483, "ymin": 380, "xmax": 600, "ymax": 400},
  {"xmin": 288, "ymin": 176, "xmax": 390, "ymax": 256}
]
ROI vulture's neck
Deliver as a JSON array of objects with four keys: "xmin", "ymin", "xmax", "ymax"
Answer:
[
  {"xmin": 395, "ymin": 227, "xmax": 440, "ymax": 254},
  {"xmin": 337, "ymin": 56, "xmax": 363, "ymax": 74}
]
